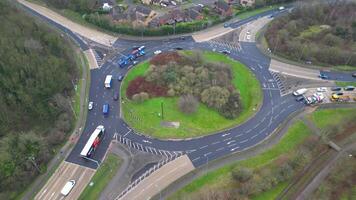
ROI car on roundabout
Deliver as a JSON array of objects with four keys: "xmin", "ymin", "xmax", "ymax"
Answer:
[{"xmin": 154, "ymin": 50, "xmax": 162, "ymax": 55}]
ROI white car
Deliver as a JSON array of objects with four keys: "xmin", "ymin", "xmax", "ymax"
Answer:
[
  {"xmin": 61, "ymin": 180, "xmax": 75, "ymax": 196},
  {"xmin": 246, "ymin": 35, "xmax": 251, "ymax": 40},
  {"xmin": 316, "ymin": 87, "xmax": 327, "ymax": 92},
  {"xmin": 88, "ymin": 101, "xmax": 93, "ymax": 110},
  {"xmin": 154, "ymin": 50, "xmax": 162, "ymax": 55}
]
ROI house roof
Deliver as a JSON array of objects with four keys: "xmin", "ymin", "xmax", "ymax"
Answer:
[
  {"xmin": 216, "ymin": 0, "xmax": 230, "ymax": 12},
  {"xmin": 185, "ymin": 8, "xmax": 201, "ymax": 20},
  {"xmin": 135, "ymin": 5, "xmax": 152, "ymax": 16}
]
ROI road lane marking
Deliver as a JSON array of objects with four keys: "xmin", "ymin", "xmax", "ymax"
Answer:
[
  {"xmin": 212, "ymin": 141, "xmax": 220, "ymax": 145},
  {"xmin": 222, "ymin": 132, "xmax": 231, "ymax": 137},
  {"xmin": 192, "ymin": 157, "xmax": 200, "ymax": 162},
  {"xmin": 204, "ymin": 152, "xmax": 212, "ymax": 156},
  {"xmin": 246, "ymin": 129, "xmax": 252, "ymax": 133},
  {"xmin": 235, "ymin": 133, "xmax": 243, "ymax": 138},
  {"xmin": 223, "ymin": 137, "xmax": 232, "ymax": 142},
  {"xmin": 216, "ymin": 147, "xmax": 224, "ymax": 152},
  {"xmin": 251, "ymin": 134, "xmax": 258, "ymax": 139},
  {"xmin": 240, "ymin": 139, "xmax": 249, "ymax": 144},
  {"xmin": 227, "ymin": 140, "xmax": 235, "ymax": 145},
  {"xmin": 200, "ymin": 145, "xmax": 208, "ymax": 149}
]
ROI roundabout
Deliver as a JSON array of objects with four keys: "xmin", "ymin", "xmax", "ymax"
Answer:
[
  {"xmin": 120, "ymin": 51, "xmax": 262, "ymax": 139},
  {"xmin": 19, "ymin": 1, "xmax": 356, "ymax": 199}
]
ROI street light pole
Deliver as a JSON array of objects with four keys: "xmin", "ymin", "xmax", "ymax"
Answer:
[{"xmin": 161, "ymin": 101, "xmax": 164, "ymax": 120}]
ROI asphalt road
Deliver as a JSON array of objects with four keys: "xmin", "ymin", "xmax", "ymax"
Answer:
[{"xmin": 21, "ymin": 2, "xmax": 356, "ymax": 171}]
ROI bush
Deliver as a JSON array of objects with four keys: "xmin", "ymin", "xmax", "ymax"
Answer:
[
  {"xmin": 178, "ymin": 95, "xmax": 198, "ymax": 114},
  {"xmin": 201, "ymin": 86, "xmax": 230, "ymax": 109},
  {"xmin": 126, "ymin": 76, "xmax": 168, "ymax": 99},
  {"xmin": 232, "ymin": 167, "xmax": 253, "ymax": 183},
  {"xmin": 132, "ymin": 92, "xmax": 149, "ymax": 103}
]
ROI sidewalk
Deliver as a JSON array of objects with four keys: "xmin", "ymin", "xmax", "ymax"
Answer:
[{"xmin": 17, "ymin": 0, "xmax": 117, "ymax": 46}]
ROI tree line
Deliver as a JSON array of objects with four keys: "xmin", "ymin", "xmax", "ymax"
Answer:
[{"xmin": 0, "ymin": 1, "xmax": 78, "ymax": 198}]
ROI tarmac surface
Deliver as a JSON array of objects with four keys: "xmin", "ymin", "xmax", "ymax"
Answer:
[{"xmin": 17, "ymin": 1, "xmax": 356, "ymax": 199}]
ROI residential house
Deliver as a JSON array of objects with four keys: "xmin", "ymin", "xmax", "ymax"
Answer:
[
  {"xmin": 240, "ymin": 0, "xmax": 255, "ymax": 7},
  {"xmin": 214, "ymin": 0, "xmax": 232, "ymax": 17},
  {"xmin": 132, "ymin": 5, "xmax": 157, "ymax": 26},
  {"xmin": 185, "ymin": 6, "xmax": 204, "ymax": 21}
]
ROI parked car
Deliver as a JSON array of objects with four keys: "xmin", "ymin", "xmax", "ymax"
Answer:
[
  {"xmin": 293, "ymin": 88, "xmax": 308, "ymax": 96},
  {"xmin": 296, "ymin": 95, "xmax": 305, "ymax": 102},
  {"xmin": 331, "ymin": 87, "xmax": 342, "ymax": 91},
  {"xmin": 319, "ymin": 74, "xmax": 328, "ymax": 79},
  {"xmin": 88, "ymin": 102, "xmax": 93, "ymax": 110},
  {"xmin": 224, "ymin": 23, "xmax": 229, "ymax": 28},
  {"xmin": 344, "ymin": 86, "xmax": 355, "ymax": 91},
  {"xmin": 352, "ymin": 73, "xmax": 356, "ymax": 78},
  {"xmin": 316, "ymin": 87, "xmax": 327, "ymax": 92},
  {"xmin": 305, "ymin": 60, "xmax": 312, "ymax": 65},
  {"xmin": 175, "ymin": 47, "xmax": 183, "ymax": 50},
  {"xmin": 154, "ymin": 50, "xmax": 162, "ymax": 55},
  {"xmin": 333, "ymin": 92, "xmax": 344, "ymax": 96}
]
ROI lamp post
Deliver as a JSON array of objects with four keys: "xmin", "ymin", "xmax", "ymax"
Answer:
[{"xmin": 161, "ymin": 101, "xmax": 164, "ymax": 120}]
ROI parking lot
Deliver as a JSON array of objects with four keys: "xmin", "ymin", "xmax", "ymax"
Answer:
[{"xmin": 295, "ymin": 86, "xmax": 356, "ymax": 105}]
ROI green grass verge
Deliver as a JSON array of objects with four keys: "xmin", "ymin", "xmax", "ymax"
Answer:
[
  {"xmin": 309, "ymin": 108, "xmax": 356, "ymax": 130},
  {"xmin": 335, "ymin": 82, "xmax": 356, "ymax": 87},
  {"xmin": 121, "ymin": 51, "xmax": 262, "ymax": 139},
  {"xmin": 252, "ymin": 182, "xmax": 288, "ymax": 200},
  {"xmin": 79, "ymin": 154, "xmax": 122, "ymax": 200},
  {"xmin": 237, "ymin": 6, "xmax": 277, "ymax": 20},
  {"xmin": 169, "ymin": 121, "xmax": 312, "ymax": 199}
]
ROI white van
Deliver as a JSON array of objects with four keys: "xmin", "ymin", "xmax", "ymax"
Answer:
[
  {"xmin": 61, "ymin": 180, "xmax": 76, "ymax": 196},
  {"xmin": 293, "ymin": 88, "xmax": 308, "ymax": 96}
]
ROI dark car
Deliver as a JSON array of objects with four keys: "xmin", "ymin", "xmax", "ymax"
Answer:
[
  {"xmin": 344, "ymin": 86, "xmax": 355, "ymax": 91},
  {"xmin": 319, "ymin": 74, "xmax": 328, "ymax": 79},
  {"xmin": 352, "ymin": 73, "xmax": 356, "ymax": 78},
  {"xmin": 333, "ymin": 92, "xmax": 344, "ymax": 96},
  {"xmin": 113, "ymin": 93, "xmax": 119, "ymax": 101},
  {"xmin": 175, "ymin": 47, "xmax": 183, "ymax": 50},
  {"xmin": 296, "ymin": 95, "xmax": 305, "ymax": 102},
  {"xmin": 224, "ymin": 23, "xmax": 229, "ymax": 28},
  {"xmin": 331, "ymin": 87, "xmax": 342, "ymax": 91},
  {"xmin": 220, "ymin": 50, "xmax": 231, "ymax": 55},
  {"xmin": 118, "ymin": 75, "xmax": 124, "ymax": 81},
  {"xmin": 180, "ymin": 36, "xmax": 186, "ymax": 40}
]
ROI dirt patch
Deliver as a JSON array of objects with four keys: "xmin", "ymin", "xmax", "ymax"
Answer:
[{"xmin": 160, "ymin": 121, "xmax": 180, "ymax": 128}]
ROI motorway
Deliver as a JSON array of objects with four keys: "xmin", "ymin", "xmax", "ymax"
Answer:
[{"xmin": 19, "ymin": 1, "xmax": 356, "ymax": 198}]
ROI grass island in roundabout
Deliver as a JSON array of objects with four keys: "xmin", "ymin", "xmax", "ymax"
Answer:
[{"xmin": 120, "ymin": 51, "xmax": 262, "ymax": 139}]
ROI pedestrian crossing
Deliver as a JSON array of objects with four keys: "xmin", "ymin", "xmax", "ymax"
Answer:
[
  {"xmin": 208, "ymin": 40, "xmax": 242, "ymax": 53},
  {"xmin": 116, "ymin": 135, "xmax": 184, "ymax": 159},
  {"xmin": 93, "ymin": 50, "xmax": 103, "ymax": 67},
  {"xmin": 270, "ymin": 71, "xmax": 288, "ymax": 96}
]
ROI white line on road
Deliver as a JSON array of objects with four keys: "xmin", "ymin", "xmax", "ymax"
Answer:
[
  {"xmin": 216, "ymin": 147, "xmax": 224, "ymax": 152},
  {"xmin": 192, "ymin": 157, "xmax": 200, "ymax": 162},
  {"xmin": 204, "ymin": 152, "xmax": 212, "ymax": 156},
  {"xmin": 223, "ymin": 137, "xmax": 232, "ymax": 142},
  {"xmin": 251, "ymin": 134, "xmax": 258, "ymax": 139},
  {"xmin": 227, "ymin": 140, "xmax": 235, "ymax": 145},
  {"xmin": 200, "ymin": 145, "xmax": 208, "ymax": 150},
  {"xmin": 240, "ymin": 139, "xmax": 249, "ymax": 144},
  {"xmin": 212, "ymin": 141, "xmax": 220, "ymax": 145}
]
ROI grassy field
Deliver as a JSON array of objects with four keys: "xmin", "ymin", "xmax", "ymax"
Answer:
[
  {"xmin": 169, "ymin": 121, "xmax": 312, "ymax": 199},
  {"xmin": 79, "ymin": 154, "xmax": 122, "ymax": 200},
  {"xmin": 236, "ymin": 6, "xmax": 277, "ymax": 20},
  {"xmin": 308, "ymin": 108, "xmax": 356, "ymax": 130},
  {"xmin": 120, "ymin": 51, "xmax": 262, "ymax": 139},
  {"xmin": 335, "ymin": 81, "xmax": 356, "ymax": 87}
]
